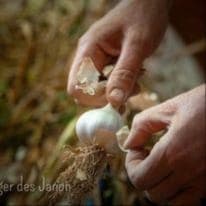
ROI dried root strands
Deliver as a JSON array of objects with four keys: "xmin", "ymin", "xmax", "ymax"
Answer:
[{"xmin": 47, "ymin": 144, "xmax": 107, "ymax": 205}]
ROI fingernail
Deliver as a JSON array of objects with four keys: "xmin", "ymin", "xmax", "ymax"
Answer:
[{"xmin": 110, "ymin": 88, "xmax": 125, "ymax": 104}]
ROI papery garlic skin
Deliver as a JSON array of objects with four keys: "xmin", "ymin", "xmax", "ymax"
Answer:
[
  {"xmin": 116, "ymin": 126, "xmax": 130, "ymax": 153},
  {"xmin": 76, "ymin": 104, "xmax": 124, "ymax": 153}
]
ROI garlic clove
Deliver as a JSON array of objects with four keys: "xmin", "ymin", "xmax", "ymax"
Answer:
[
  {"xmin": 75, "ymin": 104, "xmax": 124, "ymax": 153},
  {"xmin": 77, "ymin": 57, "xmax": 100, "ymax": 84},
  {"xmin": 76, "ymin": 57, "xmax": 102, "ymax": 96},
  {"xmin": 75, "ymin": 58, "xmax": 114, "ymax": 97}
]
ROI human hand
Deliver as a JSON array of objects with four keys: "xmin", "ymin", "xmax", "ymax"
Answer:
[
  {"xmin": 68, "ymin": 0, "xmax": 169, "ymax": 107},
  {"xmin": 124, "ymin": 85, "xmax": 206, "ymax": 206}
]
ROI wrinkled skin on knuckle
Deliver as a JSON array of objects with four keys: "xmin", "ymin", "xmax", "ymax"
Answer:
[
  {"xmin": 158, "ymin": 100, "xmax": 177, "ymax": 116},
  {"xmin": 108, "ymin": 68, "xmax": 136, "ymax": 92}
]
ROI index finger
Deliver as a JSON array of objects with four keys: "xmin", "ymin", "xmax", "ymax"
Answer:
[{"xmin": 125, "ymin": 134, "xmax": 172, "ymax": 190}]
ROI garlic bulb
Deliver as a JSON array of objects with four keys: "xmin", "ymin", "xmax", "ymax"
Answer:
[{"xmin": 76, "ymin": 104, "xmax": 124, "ymax": 153}]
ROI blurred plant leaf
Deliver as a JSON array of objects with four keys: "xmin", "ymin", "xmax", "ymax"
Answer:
[
  {"xmin": 43, "ymin": 116, "xmax": 78, "ymax": 179},
  {"xmin": 26, "ymin": 0, "xmax": 48, "ymax": 14},
  {"xmin": 58, "ymin": 110, "xmax": 76, "ymax": 125},
  {"xmin": 68, "ymin": 0, "xmax": 89, "ymax": 38},
  {"xmin": 0, "ymin": 80, "xmax": 8, "ymax": 95}
]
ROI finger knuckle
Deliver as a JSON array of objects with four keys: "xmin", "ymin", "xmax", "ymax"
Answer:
[
  {"xmin": 133, "ymin": 112, "xmax": 147, "ymax": 127},
  {"xmin": 159, "ymin": 100, "xmax": 177, "ymax": 116},
  {"xmin": 111, "ymin": 68, "xmax": 136, "ymax": 85},
  {"xmin": 127, "ymin": 28, "xmax": 145, "ymax": 43}
]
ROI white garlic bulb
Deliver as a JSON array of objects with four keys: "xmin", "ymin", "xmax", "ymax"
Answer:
[{"xmin": 76, "ymin": 104, "xmax": 124, "ymax": 153}]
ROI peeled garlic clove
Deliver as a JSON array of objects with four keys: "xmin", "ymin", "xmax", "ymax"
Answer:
[
  {"xmin": 77, "ymin": 57, "xmax": 100, "ymax": 84},
  {"xmin": 76, "ymin": 57, "xmax": 102, "ymax": 95},
  {"xmin": 76, "ymin": 104, "xmax": 124, "ymax": 153},
  {"xmin": 76, "ymin": 58, "xmax": 113, "ymax": 97}
]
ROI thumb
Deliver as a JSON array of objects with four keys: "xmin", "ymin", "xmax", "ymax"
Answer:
[{"xmin": 106, "ymin": 36, "xmax": 144, "ymax": 107}]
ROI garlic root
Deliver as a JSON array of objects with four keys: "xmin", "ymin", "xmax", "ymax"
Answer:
[{"xmin": 47, "ymin": 144, "xmax": 107, "ymax": 205}]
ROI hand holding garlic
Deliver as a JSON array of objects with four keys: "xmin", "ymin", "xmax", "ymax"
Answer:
[
  {"xmin": 68, "ymin": 0, "xmax": 169, "ymax": 107},
  {"xmin": 125, "ymin": 85, "xmax": 206, "ymax": 205}
]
